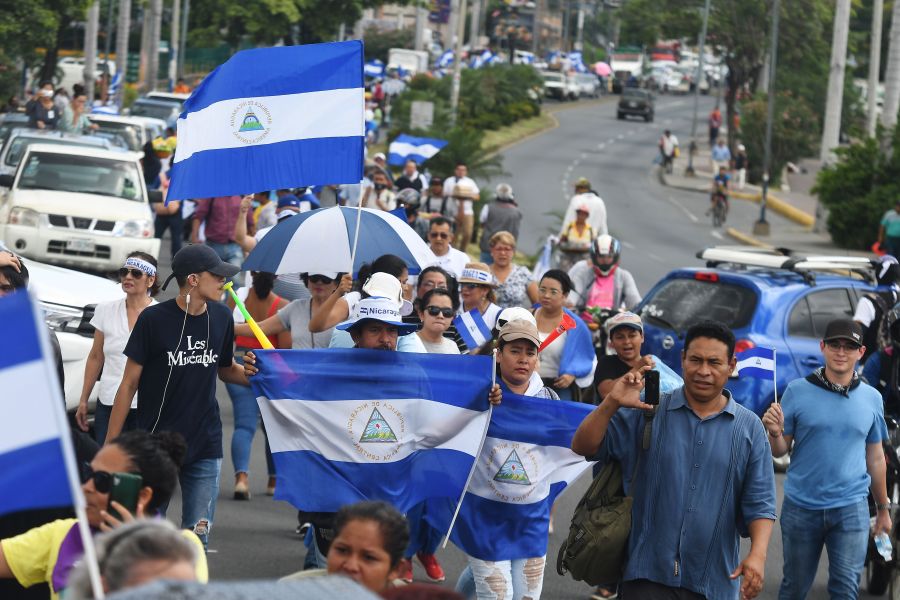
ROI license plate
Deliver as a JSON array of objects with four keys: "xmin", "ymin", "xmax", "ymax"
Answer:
[
  {"xmin": 628, "ymin": 101, "xmax": 637, "ymax": 107},
  {"xmin": 66, "ymin": 238, "xmax": 95, "ymax": 252}
]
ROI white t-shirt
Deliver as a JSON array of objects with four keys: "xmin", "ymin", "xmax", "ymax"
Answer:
[
  {"xmin": 854, "ymin": 297, "xmax": 877, "ymax": 328},
  {"xmin": 560, "ymin": 192, "xmax": 608, "ymax": 238},
  {"xmin": 431, "ymin": 246, "xmax": 470, "ymax": 280},
  {"xmin": 660, "ymin": 134, "xmax": 679, "ymax": 156},
  {"xmin": 537, "ymin": 329, "xmax": 567, "ymax": 379},
  {"xmin": 419, "ymin": 335, "xmax": 461, "ymax": 354},
  {"xmin": 442, "ymin": 176, "xmax": 480, "ymax": 216},
  {"xmin": 90, "ymin": 298, "xmax": 157, "ymax": 407}
]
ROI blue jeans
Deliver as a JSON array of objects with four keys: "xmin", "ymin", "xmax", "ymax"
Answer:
[
  {"xmin": 225, "ymin": 354, "xmax": 274, "ymax": 476},
  {"xmin": 778, "ymin": 497, "xmax": 869, "ymax": 600},
  {"xmin": 176, "ymin": 457, "xmax": 222, "ymax": 549},
  {"xmin": 456, "ymin": 556, "xmax": 546, "ymax": 600},
  {"xmin": 205, "ymin": 241, "xmax": 243, "ymax": 287},
  {"xmin": 92, "ymin": 403, "xmax": 136, "ymax": 445}
]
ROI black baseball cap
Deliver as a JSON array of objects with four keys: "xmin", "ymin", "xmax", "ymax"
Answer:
[
  {"xmin": 822, "ymin": 318, "xmax": 863, "ymax": 346},
  {"xmin": 161, "ymin": 244, "xmax": 241, "ymax": 290}
]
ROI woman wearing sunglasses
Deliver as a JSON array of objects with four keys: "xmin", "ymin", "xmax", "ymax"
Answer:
[
  {"xmin": 75, "ymin": 252, "xmax": 159, "ymax": 444},
  {"xmin": 416, "ymin": 288, "xmax": 460, "ymax": 354},
  {"xmin": 458, "ymin": 263, "xmax": 503, "ymax": 342},
  {"xmin": 0, "ymin": 430, "xmax": 207, "ymax": 600}
]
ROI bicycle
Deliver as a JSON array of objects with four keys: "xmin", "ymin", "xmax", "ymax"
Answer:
[{"xmin": 711, "ymin": 192, "xmax": 728, "ymax": 227}]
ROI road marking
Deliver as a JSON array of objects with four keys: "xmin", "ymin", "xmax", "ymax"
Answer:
[
  {"xmin": 617, "ymin": 134, "xmax": 625, "ymax": 140},
  {"xmin": 607, "ymin": 138, "xmax": 616, "ymax": 144},
  {"xmin": 621, "ymin": 240, "xmax": 636, "ymax": 249},
  {"xmin": 597, "ymin": 143, "xmax": 605, "ymax": 149},
  {"xmin": 648, "ymin": 252, "xmax": 662, "ymax": 262},
  {"xmin": 580, "ymin": 152, "xmax": 587, "ymax": 159},
  {"xmin": 666, "ymin": 195, "xmax": 699, "ymax": 223},
  {"xmin": 711, "ymin": 230, "xmax": 724, "ymax": 240}
]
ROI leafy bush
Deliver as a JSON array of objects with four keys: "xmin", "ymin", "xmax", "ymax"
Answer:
[
  {"xmin": 739, "ymin": 90, "xmax": 819, "ymax": 186},
  {"xmin": 362, "ymin": 26, "xmax": 415, "ymax": 63},
  {"xmin": 813, "ymin": 128, "xmax": 900, "ymax": 249}
]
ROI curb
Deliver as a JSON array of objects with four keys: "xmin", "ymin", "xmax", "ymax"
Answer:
[
  {"xmin": 660, "ymin": 172, "xmax": 815, "ymax": 228},
  {"xmin": 725, "ymin": 227, "xmax": 773, "ymax": 249},
  {"xmin": 485, "ymin": 112, "xmax": 560, "ymax": 158}
]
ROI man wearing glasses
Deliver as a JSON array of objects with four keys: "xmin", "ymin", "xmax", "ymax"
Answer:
[
  {"xmin": 427, "ymin": 217, "xmax": 469, "ymax": 280},
  {"xmin": 764, "ymin": 318, "xmax": 891, "ymax": 599}
]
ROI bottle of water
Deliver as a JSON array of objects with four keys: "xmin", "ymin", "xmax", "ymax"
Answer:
[{"xmin": 875, "ymin": 533, "xmax": 893, "ymax": 561}]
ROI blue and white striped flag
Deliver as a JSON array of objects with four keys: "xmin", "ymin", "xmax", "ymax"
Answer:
[
  {"xmin": 454, "ymin": 308, "xmax": 493, "ymax": 350},
  {"xmin": 251, "ymin": 349, "xmax": 493, "ymax": 512},
  {"xmin": 364, "ymin": 59, "xmax": 385, "ymax": 78},
  {"xmin": 736, "ymin": 346, "xmax": 775, "ymax": 379},
  {"xmin": 168, "ymin": 41, "xmax": 365, "ymax": 201},
  {"xmin": 388, "ymin": 134, "xmax": 448, "ymax": 166},
  {"xmin": 470, "ymin": 50, "xmax": 494, "ymax": 69},
  {"xmin": 427, "ymin": 392, "xmax": 594, "ymax": 560},
  {"xmin": 569, "ymin": 51, "xmax": 588, "ymax": 73},
  {"xmin": 437, "ymin": 49, "xmax": 454, "ymax": 68},
  {"xmin": 0, "ymin": 291, "xmax": 76, "ymax": 516}
]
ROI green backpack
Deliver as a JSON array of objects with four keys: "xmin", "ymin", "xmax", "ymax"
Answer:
[{"xmin": 556, "ymin": 407, "xmax": 657, "ymax": 586}]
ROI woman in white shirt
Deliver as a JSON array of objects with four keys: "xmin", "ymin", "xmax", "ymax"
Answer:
[{"xmin": 75, "ymin": 252, "xmax": 159, "ymax": 443}]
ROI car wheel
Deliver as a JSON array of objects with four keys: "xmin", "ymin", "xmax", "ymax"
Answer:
[{"xmin": 617, "ymin": 112, "xmax": 624, "ymax": 120}]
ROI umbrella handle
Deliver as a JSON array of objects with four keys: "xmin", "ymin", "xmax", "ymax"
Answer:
[{"xmin": 348, "ymin": 190, "xmax": 365, "ymax": 274}]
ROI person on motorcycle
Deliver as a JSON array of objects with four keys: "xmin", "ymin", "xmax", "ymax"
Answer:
[
  {"xmin": 709, "ymin": 165, "xmax": 730, "ymax": 218},
  {"xmin": 560, "ymin": 177, "xmax": 607, "ymax": 239},
  {"xmin": 855, "ymin": 256, "xmax": 900, "ymax": 398},
  {"xmin": 566, "ymin": 234, "xmax": 641, "ymax": 318}
]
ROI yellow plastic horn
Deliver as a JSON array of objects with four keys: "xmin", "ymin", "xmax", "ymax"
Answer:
[{"xmin": 223, "ymin": 281, "xmax": 274, "ymax": 349}]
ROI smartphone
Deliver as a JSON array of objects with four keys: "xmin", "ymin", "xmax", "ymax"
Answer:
[
  {"xmin": 644, "ymin": 370, "xmax": 660, "ymax": 406},
  {"xmin": 108, "ymin": 473, "xmax": 143, "ymax": 520}
]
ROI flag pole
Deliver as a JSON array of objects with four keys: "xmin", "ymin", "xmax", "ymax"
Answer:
[
  {"xmin": 32, "ymin": 292, "xmax": 105, "ymax": 598},
  {"xmin": 442, "ymin": 349, "xmax": 497, "ymax": 549},
  {"xmin": 349, "ymin": 182, "xmax": 365, "ymax": 275},
  {"xmin": 773, "ymin": 347, "xmax": 779, "ymax": 403}
]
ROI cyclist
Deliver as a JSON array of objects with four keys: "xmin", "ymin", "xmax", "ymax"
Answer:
[
  {"xmin": 566, "ymin": 234, "xmax": 641, "ymax": 318},
  {"xmin": 710, "ymin": 165, "xmax": 731, "ymax": 220}
]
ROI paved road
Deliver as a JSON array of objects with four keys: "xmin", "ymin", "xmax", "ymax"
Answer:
[{"xmin": 158, "ymin": 95, "xmax": 878, "ymax": 598}]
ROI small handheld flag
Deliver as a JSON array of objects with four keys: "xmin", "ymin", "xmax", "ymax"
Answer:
[
  {"xmin": 736, "ymin": 347, "xmax": 775, "ymax": 379},
  {"xmin": 453, "ymin": 308, "xmax": 493, "ymax": 351}
]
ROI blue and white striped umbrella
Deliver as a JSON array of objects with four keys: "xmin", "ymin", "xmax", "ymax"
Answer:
[{"xmin": 242, "ymin": 206, "xmax": 438, "ymax": 275}]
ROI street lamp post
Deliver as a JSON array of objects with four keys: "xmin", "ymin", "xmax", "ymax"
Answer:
[
  {"xmin": 753, "ymin": 0, "xmax": 781, "ymax": 236},
  {"xmin": 450, "ymin": 0, "xmax": 468, "ymax": 127},
  {"xmin": 685, "ymin": 0, "xmax": 711, "ymax": 177}
]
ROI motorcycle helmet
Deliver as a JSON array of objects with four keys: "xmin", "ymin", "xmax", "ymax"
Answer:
[
  {"xmin": 590, "ymin": 234, "xmax": 621, "ymax": 275},
  {"xmin": 395, "ymin": 188, "xmax": 421, "ymax": 216}
]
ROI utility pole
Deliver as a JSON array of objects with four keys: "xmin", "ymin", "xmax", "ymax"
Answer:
[
  {"xmin": 868, "ymin": 0, "xmax": 884, "ymax": 137},
  {"xmin": 146, "ymin": 0, "xmax": 163, "ymax": 92},
  {"xmin": 84, "ymin": 1, "xmax": 100, "ymax": 101},
  {"xmin": 574, "ymin": 2, "xmax": 585, "ymax": 51},
  {"xmin": 753, "ymin": 0, "xmax": 780, "ymax": 236},
  {"xmin": 138, "ymin": 2, "xmax": 151, "ymax": 90},
  {"xmin": 114, "ymin": 0, "xmax": 130, "ymax": 107},
  {"xmin": 685, "ymin": 0, "xmax": 711, "ymax": 177},
  {"xmin": 815, "ymin": 0, "xmax": 851, "ymax": 232},
  {"xmin": 414, "ymin": 5, "xmax": 426, "ymax": 51},
  {"xmin": 178, "ymin": 0, "xmax": 190, "ymax": 79},
  {"xmin": 450, "ymin": 0, "xmax": 467, "ymax": 127},
  {"xmin": 531, "ymin": 0, "xmax": 541, "ymax": 55},
  {"xmin": 882, "ymin": 0, "xmax": 900, "ymax": 131},
  {"xmin": 470, "ymin": 0, "xmax": 482, "ymax": 47},
  {"xmin": 168, "ymin": 0, "xmax": 180, "ymax": 91},
  {"xmin": 103, "ymin": 0, "xmax": 115, "ymax": 61}
]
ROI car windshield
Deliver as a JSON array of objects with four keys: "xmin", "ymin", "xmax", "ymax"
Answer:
[
  {"xmin": 90, "ymin": 122, "xmax": 142, "ymax": 151},
  {"xmin": 623, "ymin": 90, "xmax": 646, "ymax": 99},
  {"xmin": 640, "ymin": 278, "xmax": 758, "ymax": 331},
  {"xmin": 18, "ymin": 152, "xmax": 142, "ymax": 202},
  {"xmin": 542, "ymin": 73, "xmax": 563, "ymax": 82},
  {"xmin": 130, "ymin": 101, "xmax": 176, "ymax": 121},
  {"xmin": 6, "ymin": 137, "xmax": 105, "ymax": 167}
]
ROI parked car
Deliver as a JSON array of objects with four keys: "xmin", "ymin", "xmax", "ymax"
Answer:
[
  {"xmin": 26, "ymin": 256, "xmax": 124, "ymax": 411},
  {"xmin": 564, "ymin": 74, "xmax": 581, "ymax": 100},
  {"xmin": 0, "ymin": 129, "xmax": 117, "ymax": 178},
  {"xmin": 87, "ymin": 115, "xmax": 148, "ymax": 151},
  {"xmin": 617, "ymin": 88, "xmax": 655, "ymax": 121},
  {"xmin": 0, "ymin": 113, "xmax": 31, "ymax": 151},
  {"xmin": 0, "ymin": 144, "xmax": 161, "ymax": 272},
  {"xmin": 127, "ymin": 98, "xmax": 181, "ymax": 127},
  {"xmin": 636, "ymin": 247, "xmax": 877, "ymax": 416},
  {"xmin": 541, "ymin": 71, "xmax": 567, "ymax": 100},
  {"xmin": 575, "ymin": 73, "xmax": 600, "ymax": 98}
]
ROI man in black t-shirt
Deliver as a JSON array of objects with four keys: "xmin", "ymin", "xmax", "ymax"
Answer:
[
  {"xmin": 594, "ymin": 311, "xmax": 654, "ymax": 401},
  {"xmin": 105, "ymin": 244, "xmax": 252, "ymax": 548}
]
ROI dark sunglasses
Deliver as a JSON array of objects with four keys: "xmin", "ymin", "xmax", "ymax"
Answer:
[
  {"xmin": 81, "ymin": 464, "xmax": 115, "ymax": 493},
  {"xmin": 425, "ymin": 306, "xmax": 454, "ymax": 318},
  {"xmin": 118, "ymin": 267, "xmax": 146, "ymax": 279},
  {"xmin": 429, "ymin": 232, "xmax": 450, "ymax": 239},
  {"xmin": 460, "ymin": 283, "xmax": 484, "ymax": 290},
  {"xmin": 308, "ymin": 274, "xmax": 335, "ymax": 284}
]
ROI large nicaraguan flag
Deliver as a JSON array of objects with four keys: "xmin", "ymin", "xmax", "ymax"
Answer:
[
  {"xmin": 736, "ymin": 346, "xmax": 775, "ymax": 379},
  {"xmin": 0, "ymin": 291, "xmax": 75, "ymax": 516},
  {"xmin": 387, "ymin": 134, "xmax": 448, "ymax": 166},
  {"xmin": 168, "ymin": 40, "xmax": 365, "ymax": 201},
  {"xmin": 251, "ymin": 349, "xmax": 494, "ymax": 512},
  {"xmin": 427, "ymin": 392, "xmax": 594, "ymax": 560}
]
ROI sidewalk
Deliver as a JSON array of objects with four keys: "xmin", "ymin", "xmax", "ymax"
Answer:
[{"xmin": 658, "ymin": 144, "xmax": 869, "ymax": 257}]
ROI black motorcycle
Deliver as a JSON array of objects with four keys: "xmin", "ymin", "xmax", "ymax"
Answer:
[{"xmin": 865, "ymin": 415, "xmax": 900, "ymax": 596}]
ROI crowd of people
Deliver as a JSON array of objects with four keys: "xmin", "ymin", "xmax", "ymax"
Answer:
[{"xmin": 0, "ymin": 137, "xmax": 896, "ymax": 600}]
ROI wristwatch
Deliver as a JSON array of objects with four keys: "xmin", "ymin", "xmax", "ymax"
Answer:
[{"xmin": 877, "ymin": 502, "xmax": 892, "ymax": 511}]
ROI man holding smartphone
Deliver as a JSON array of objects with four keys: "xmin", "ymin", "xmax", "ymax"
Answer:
[
  {"xmin": 572, "ymin": 320, "xmax": 776, "ymax": 600},
  {"xmin": 763, "ymin": 318, "xmax": 891, "ymax": 599}
]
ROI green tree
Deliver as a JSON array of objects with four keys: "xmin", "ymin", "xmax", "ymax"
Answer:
[{"xmin": 361, "ymin": 26, "xmax": 414, "ymax": 63}]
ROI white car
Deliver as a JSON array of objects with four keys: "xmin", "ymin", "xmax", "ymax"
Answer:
[
  {"xmin": 575, "ymin": 73, "xmax": 600, "ymax": 98},
  {"xmin": 87, "ymin": 115, "xmax": 150, "ymax": 151},
  {"xmin": 0, "ymin": 144, "xmax": 161, "ymax": 272},
  {"xmin": 24, "ymin": 257, "xmax": 125, "ymax": 411},
  {"xmin": 0, "ymin": 128, "xmax": 117, "ymax": 178}
]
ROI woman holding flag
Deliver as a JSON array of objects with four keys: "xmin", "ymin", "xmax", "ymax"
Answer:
[
  {"xmin": 458, "ymin": 263, "xmax": 503, "ymax": 335},
  {"xmin": 533, "ymin": 270, "xmax": 596, "ymax": 401}
]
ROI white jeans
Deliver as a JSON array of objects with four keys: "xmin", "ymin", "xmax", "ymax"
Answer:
[{"xmin": 464, "ymin": 555, "xmax": 546, "ymax": 600}]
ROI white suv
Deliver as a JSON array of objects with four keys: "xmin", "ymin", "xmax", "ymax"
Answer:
[{"xmin": 0, "ymin": 144, "xmax": 161, "ymax": 272}]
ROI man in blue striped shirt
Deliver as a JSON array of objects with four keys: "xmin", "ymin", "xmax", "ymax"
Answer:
[{"xmin": 573, "ymin": 320, "xmax": 776, "ymax": 599}]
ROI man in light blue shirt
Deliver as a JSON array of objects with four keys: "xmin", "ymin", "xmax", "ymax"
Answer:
[
  {"xmin": 710, "ymin": 138, "xmax": 732, "ymax": 173},
  {"xmin": 573, "ymin": 320, "xmax": 776, "ymax": 600},
  {"xmin": 764, "ymin": 318, "xmax": 890, "ymax": 599}
]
